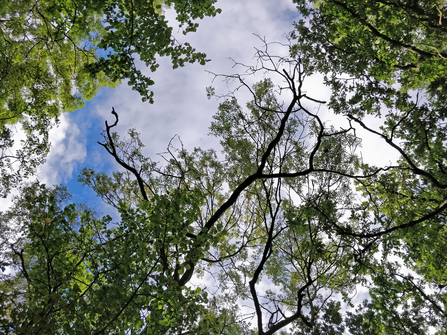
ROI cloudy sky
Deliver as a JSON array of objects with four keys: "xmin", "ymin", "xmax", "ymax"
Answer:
[
  {"xmin": 33, "ymin": 0, "xmax": 298, "ymax": 211},
  {"xmin": 26, "ymin": 0, "xmax": 397, "ymax": 217}
]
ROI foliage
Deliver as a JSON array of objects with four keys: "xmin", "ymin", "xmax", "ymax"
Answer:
[
  {"xmin": 0, "ymin": 117, "xmax": 51, "ymax": 196},
  {"xmin": 0, "ymin": 0, "xmax": 220, "ymax": 196},
  {"xmin": 291, "ymin": 0, "xmax": 447, "ymax": 116},
  {"xmin": 1, "ymin": 182, "xmax": 215, "ymax": 334},
  {"xmin": 289, "ymin": 1, "xmax": 447, "ymax": 333},
  {"xmin": 3, "ymin": 38, "xmax": 447, "ymax": 333},
  {"xmin": 1, "ymin": 0, "xmax": 447, "ymax": 334}
]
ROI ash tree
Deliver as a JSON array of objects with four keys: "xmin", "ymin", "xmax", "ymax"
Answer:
[{"xmin": 1, "ymin": 37, "xmax": 446, "ymax": 334}]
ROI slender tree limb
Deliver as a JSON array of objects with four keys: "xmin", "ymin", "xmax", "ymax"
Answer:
[{"xmin": 98, "ymin": 108, "xmax": 149, "ymax": 201}]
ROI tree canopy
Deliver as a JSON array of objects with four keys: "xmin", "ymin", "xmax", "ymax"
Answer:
[
  {"xmin": 1, "ymin": 0, "xmax": 447, "ymax": 334},
  {"xmin": 0, "ymin": 0, "xmax": 220, "ymax": 196}
]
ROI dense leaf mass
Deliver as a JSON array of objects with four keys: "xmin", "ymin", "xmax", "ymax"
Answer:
[{"xmin": 1, "ymin": 0, "xmax": 447, "ymax": 334}]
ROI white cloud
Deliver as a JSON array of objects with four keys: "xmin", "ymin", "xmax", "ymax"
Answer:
[{"xmin": 37, "ymin": 113, "xmax": 87, "ymax": 185}]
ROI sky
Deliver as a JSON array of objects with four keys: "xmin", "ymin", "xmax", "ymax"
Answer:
[
  {"xmin": 33, "ymin": 0, "xmax": 302, "ymax": 216},
  {"xmin": 1, "ymin": 0, "xmax": 400, "ymax": 268},
  {"xmin": 30, "ymin": 0, "xmax": 398, "ymax": 218}
]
